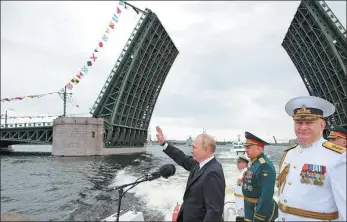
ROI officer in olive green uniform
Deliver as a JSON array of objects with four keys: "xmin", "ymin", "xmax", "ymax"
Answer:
[
  {"xmin": 242, "ymin": 132, "xmax": 278, "ymax": 222},
  {"xmin": 327, "ymin": 125, "xmax": 347, "ymax": 147}
]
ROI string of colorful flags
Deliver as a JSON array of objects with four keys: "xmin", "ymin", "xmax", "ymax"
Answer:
[
  {"xmin": 59, "ymin": 0, "xmax": 127, "ymax": 93},
  {"xmin": 1, "ymin": 113, "xmax": 90, "ymax": 119},
  {"xmin": 1, "ymin": 115, "xmax": 58, "ymax": 119},
  {"xmin": 1, "ymin": 92, "xmax": 58, "ymax": 102},
  {"xmin": 1, "ymin": 1, "xmax": 127, "ymax": 103}
]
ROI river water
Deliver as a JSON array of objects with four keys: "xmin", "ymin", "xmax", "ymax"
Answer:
[{"xmin": 1, "ymin": 144, "xmax": 285, "ymax": 221}]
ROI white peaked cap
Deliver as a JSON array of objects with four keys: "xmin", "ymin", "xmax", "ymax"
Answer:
[
  {"xmin": 238, "ymin": 155, "xmax": 249, "ymax": 162},
  {"xmin": 285, "ymin": 96, "xmax": 335, "ymax": 118}
]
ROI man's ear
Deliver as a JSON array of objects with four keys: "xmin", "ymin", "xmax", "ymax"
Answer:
[{"xmin": 320, "ymin": 119, "xmax": 326, "ymax": 130}]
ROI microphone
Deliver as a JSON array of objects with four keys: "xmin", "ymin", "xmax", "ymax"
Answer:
[
  {"xmin": 148, "ymin": 164, "xmax": 176, "ymax": 180},
  {"xmin": 107, "ymin": 164, "xmax": 176, "ymax": 191}
]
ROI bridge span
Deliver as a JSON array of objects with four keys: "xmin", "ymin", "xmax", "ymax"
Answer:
[
  {"xmin": 282, "ymin": 0, "xmax": 347, "ymax": 133},
  {"xmin": 0, "ymin": 122, "xmax": 53, "ymax": 147},
  {"xmin": 90, "ymin": 9, "xmax": 179, "ymax": 148}
]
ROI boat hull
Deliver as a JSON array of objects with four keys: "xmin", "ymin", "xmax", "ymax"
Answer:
[{"xmin": 102, "ymin": 187, "xmax": 239, "ymax": 222}]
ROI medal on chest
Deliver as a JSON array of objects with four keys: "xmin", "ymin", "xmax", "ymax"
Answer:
[
  {"xmin": 244, "ymin": 169, "xmax": 253, "ymax": 182},
  {"xmin": 243, "ymin": 183, "xmax": 248, "ymax": 190},
  {"xmin": 300, "ymin": 164, "xmax": 326, "ymax": 186},
  {"xmin": 247, "ymin": 185, "xmax": 253, "ymax": 191}
]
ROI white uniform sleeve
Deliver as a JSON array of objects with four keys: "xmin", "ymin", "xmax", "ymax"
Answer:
[{"xmin": 330, "ymin": 152, "xmax": 346, "ymax": 221}]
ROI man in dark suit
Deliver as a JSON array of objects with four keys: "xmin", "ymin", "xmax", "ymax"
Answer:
[{"xmin": 155, "ymin": 126, "xmax": 226, "ymax": 222}]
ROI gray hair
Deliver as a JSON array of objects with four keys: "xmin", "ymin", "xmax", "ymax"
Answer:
[{"xmin": 197, "ymin": 133, "xmax": 217, "ymax": 153}]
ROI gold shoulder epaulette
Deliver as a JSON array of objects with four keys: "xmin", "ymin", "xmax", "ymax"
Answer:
[
  {"xmin": 259, "ymin": 157, "xmax": 265, "ymax": 164},
  {"xmin": 322, "ymin": 141, "xmax": 346, "ymax": 154},
  {"xmin": 285, "ymin": 144, "xmax": 298, "ymax": 152}
]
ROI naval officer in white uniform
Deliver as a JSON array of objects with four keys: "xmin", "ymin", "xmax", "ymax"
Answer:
[
  {"xmin": 234, "ymin": 156, "xmax": 249, "ymax": 221},
  {"xmin": 277, "ymin": 96, "xmax": 346, "ymax": 221}
]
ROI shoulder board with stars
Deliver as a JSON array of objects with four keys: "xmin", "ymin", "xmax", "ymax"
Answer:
[
  {"xmin": 284, "ymin": 143, "xmax": 298, "ymax": 152},
  {"xmin": 322, "ymin": 141, "xmax": 346, "ymax": 154}
]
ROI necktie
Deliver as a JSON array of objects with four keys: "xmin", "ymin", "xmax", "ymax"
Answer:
[{"xmin": 191, "ymin": 164, "xmax": 200, "ymax": 179}]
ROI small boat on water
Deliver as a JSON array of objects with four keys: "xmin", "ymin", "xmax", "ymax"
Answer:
[{"xmin": 230, "ymin": 134, "xmax": 246, "ymax": 155}]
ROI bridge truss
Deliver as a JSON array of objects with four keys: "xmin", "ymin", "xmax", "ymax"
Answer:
[
  {"xmin": 90, "ymin": 9, "xmax": 179, "ymax": 147},
  {"xmin": 0, "ymin": 122, "xmax": 53, "ymax": 146},
  {"xmin": 282, "ymin": 0, "xmax": 347, "ymax": 131}
]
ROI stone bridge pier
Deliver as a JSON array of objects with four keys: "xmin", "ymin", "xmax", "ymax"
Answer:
[{"xmin": 52, "ymin": 117, "xmax": 145, "ymax": 156}]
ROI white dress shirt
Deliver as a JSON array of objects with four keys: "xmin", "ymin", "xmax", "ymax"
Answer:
[
  {"xmin": 234, "ymin": 168, "xmax": 247, "ymax": 217},
  {"xmin": 199, "ymin": 155, "xmax": 215, "ymax": 169}
]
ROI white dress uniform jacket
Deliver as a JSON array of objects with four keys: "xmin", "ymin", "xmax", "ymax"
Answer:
[
  {"xmin": 234, "ymin": 168, "xmax": 247, "ymax": 217},
  {"xmin": 277, "ymin": 137, "xmax": 346, "ymax": 221}
]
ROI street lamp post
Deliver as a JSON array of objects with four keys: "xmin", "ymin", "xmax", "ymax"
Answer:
[{"xmin": 4, "ymin": 109, "xmax": 15, "ymax": 126}]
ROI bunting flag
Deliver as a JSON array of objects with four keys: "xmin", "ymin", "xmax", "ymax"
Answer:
[
  {"xmin": 1, "ymin": 92, "xmax": 58, "ymax": 102},
  {"xmin": 1, "ymin": 113, "xmax": 90, "ymax": 119},
  {"xmin": 1, "ymin": 1, "xmax": 128, "ymax": 102},
  {"xmin": 59, "ymin": 0, "xmax": 127, "ymax": 93},
  {"xmin": 1, "ymin": 115, "xmax": 58, "ymax": 119}
]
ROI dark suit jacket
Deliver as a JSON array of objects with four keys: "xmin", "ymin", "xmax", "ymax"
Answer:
[{"xmin": 163, "ymin": 143, "xmax": 226, "ymax": 222}]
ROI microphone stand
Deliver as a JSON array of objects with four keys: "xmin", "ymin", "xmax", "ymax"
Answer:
[{"xmin": 113, "ymin": 175, "xmax": 158, "ymax": 222}]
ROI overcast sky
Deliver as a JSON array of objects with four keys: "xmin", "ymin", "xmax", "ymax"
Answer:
[{"xmin": 1, "ymin": 1, "xmax": 346, "ymax": 142}]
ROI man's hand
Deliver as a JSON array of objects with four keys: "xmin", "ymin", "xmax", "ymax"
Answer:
[{"xmin": 156, "ymin": 126, "xmax": 165, "ymax": 145}]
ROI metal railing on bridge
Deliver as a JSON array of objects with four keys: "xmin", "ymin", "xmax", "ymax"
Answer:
[{"xmin": 0, "ymin": 122, "xmax": 53, "ymax": 129}]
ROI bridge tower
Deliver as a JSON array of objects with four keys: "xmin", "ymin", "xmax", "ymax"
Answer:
[
  {"xmin": 282, "ymin": 0, "xmax": 347, "ymax": 133},
  {"xmin": 90, "ymin": 8, "xmax": 179, "ymax": 148}
]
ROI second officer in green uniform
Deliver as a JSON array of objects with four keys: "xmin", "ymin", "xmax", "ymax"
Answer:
[{"xmin": 242, "ymin": 131, "xmax": 278, "ymax": 222}]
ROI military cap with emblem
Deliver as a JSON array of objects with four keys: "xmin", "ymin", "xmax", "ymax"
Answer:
[
  {"xmin": 285, "ymin": 95, "xmax": 335, "ymax": 120},
  {"xmin": 327, "ymin": 125, "xmax": 347, "ymax": 140},
  {"xmin": 238, "ymin": 155, "xmax": 249, "ymax": 163},
  {"xmin": 244, "ymin": 131, "xmax": 270, "ymax": 148}
]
